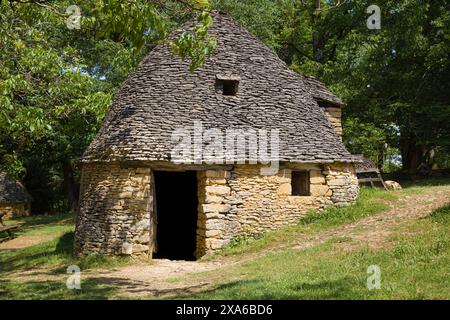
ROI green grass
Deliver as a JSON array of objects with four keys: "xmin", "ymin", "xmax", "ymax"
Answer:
[
  {"xmin": 429, "ymin": 204, "xmax": 450, "ymax": 224},
  {"xmin": 0, "ymin": 213, "xmax": 135, "ymax": 299},
  {"xmin": 209, "ymin": 186, "xmax": 413, "ymax": 257},
  {"xmin": 298, "ymin": 187, "xmax": 397, "ymax": 227},
  {"xmin": 183, "ymin": 204, "xmax": 450, "ymax": 299},
  {"xmin": 0, "ymin": 278, "xmax": 118, "ymax": 300},
  {"xmin": 0, "ymin": 231, "xmax": 132, "ymax": 274},
  {"xmin": 2, "ymin": 213, "xmax": 75, "ymax": 240},
  {"xmin": 0, "ymin": 214, "xmax": 131, "ymax": 273}
]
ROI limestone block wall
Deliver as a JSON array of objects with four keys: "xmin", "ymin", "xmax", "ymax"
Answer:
[
  {"xmin": 0, "ymin": 203, "xmax": 30, "ymax": 219},
  {"xmin": 324, "ymin": 163, "xmax": 359, "ymax": 206},
  {"xmin": 74, "ymin": 163, "xmax": 152, "ymax": 257},
  {"xmin": 195, "ymin": 163, "xmax": 358, "ymax": 256},
  {"xmin": 195, "ymin": 170, "xmax": 236, "ymax": 257},
  {"xmin": 75, "ymin": 162, "xmax": 358, "ymax": 258}
]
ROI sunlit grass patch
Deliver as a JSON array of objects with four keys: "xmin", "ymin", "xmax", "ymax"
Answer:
[
  {"xmin": 209, "ymin": 187, "xmax": 401, "ymax": 258},
  {"xmin": 186, "ymin": 204, "xmax": 450, "ymax": 300}
]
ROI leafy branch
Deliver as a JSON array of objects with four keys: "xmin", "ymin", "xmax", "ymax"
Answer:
[{"xmin": 7, "ymin": 0, "xmax": 217, "ymax": 71}]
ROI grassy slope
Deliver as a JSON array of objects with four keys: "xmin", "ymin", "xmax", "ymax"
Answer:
[
  {"xmin": 184, "ymin": 204, "xmax": 449, "ymax": 299},
  {"xmin": 180, "ymin": 181, "xmax": 450, "ymax": 299},
  {"xmin": 212, "ymin": 186, "xmax": 406, "ymax": 257},
  {"xmin": 0, "ymin": 179, "xmax": 449, "ymax": 299}
]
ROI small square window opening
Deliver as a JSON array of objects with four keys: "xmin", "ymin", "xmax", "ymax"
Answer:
[
  {"xmin": 291, "ymin": 171, "xmax": 310, "ymax": 196},
  {"xmin": 222, "ymin": 80, "xmax": 239, "ymax": 95},
  {"xmin": 215, "ymin": 74, "xmax": 241, "ymax": 96}
]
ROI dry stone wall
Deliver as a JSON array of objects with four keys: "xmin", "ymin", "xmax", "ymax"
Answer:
[
  {"xmin": 324, "ymin": 106, "xmax": 343, "ymax": 137},
  {"xmin": 74, "ymin": 163, "xmax": 152, "ymax": 257},
  {"xmin": 0, "ymin": 203, "xmax": 30, "ymax": 219},
  {"xmin": 75, "ymin": 162, "xmax": 358, "ymax": 258},
  {"xmin": 324, "ymin": 163, "xmax": 359, "ymax": 206},
  {"xmin": 195, "ymin": 163, "xmax": 358, "ymax": 257}
]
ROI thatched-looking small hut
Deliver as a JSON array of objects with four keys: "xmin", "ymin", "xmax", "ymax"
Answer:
[
  {"xmin": 354, "ymin": 155, "xmax": 387, "ymax": 189},
  {"xmin": 0, "ymin": 172, "xmax": 32, "ymax": 219},
  {"xmin": 74, "ymin": 12, "xmax": 360, "ymax": 260}
]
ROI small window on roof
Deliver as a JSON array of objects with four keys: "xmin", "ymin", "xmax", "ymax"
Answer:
[
  {"xmin": 222, "ymin": 80, "xmax": 239, "ymax": 95},
  {"xmin": 216, "ymin": 74, "xmax": 240, "ymax": 96},
  {"xmin": 291, "ymin": 171, "xmax": 310, "ymax": 196}
]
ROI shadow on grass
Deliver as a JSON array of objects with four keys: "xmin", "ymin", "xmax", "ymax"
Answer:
[
  {"xmin": 0, "ymin": 277, "xmax": 117, "ymax": 300},
  {"xmin": 400, "ymin": 178, "xmax": 450, "ymax": 188},
  {"xmin": 0, "ymin": 276, "xmax": 368, "ymax": 300},
  {"xmin": 1, "ymin": 231, "xmax": 131, "ymax": 276},
  {"xmin": 429, "ymin": 204, "xmax": 450, "ymax": 224},
  {"xmin": 55, "ymin": 231, "xmax": 74, "ymax": 254},
  {"xmin": 84, "ymin": 276, "xmax": 211, "ymax": 299},
  {"xmin": 0, "ymin": 231, "xmax": 75, "ymax": 273},
  {"xmin": 8, "ymin": 213, "xmax": 75, "ymax": 228},
  {"xmin": 174, "ymin": 277, "xmax": 363, "ymax": 300}
]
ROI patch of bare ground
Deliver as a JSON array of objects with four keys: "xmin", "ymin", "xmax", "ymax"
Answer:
[
  {"xmin": 290, "ymin": 188, "xmax": 450, "ymax": 252},
  {"xmin": 86, "ymin": 260, "xmax": 223, "ymax": 298},
  {"xmin": 0, "ymin": 235, "xmax": 55, "ymax": 250}
]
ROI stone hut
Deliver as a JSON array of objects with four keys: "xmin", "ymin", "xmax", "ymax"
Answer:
[
  {"xmin": 0, "ymin": 172, "xmax": 32, "ymax": 219},
  {"xmin": 74, "ymin": 12, "xmax": 359, "ymax": 260}
]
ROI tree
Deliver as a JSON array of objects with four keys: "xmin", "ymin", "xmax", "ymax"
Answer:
[
  {"xmin": 0, "ymin": 0, "xmax": 216, "ymax": 212},
  {"xmin": 215, "ymin": 0, "xmax": 449, "ymax": 174},
  {"xmin": 332, "ymin": 0, "xmax": 450, "ymax": 175},
  {"xmin": 1, "ymin": 0, "xmax": 449, "ymax": 213}
]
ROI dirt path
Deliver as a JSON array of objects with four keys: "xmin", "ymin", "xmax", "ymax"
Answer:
[
  {"xmin": 0, "ymin": 235, "xmax": 55, "ymax": 250},
  {"xmin": 83, "ymin": 186, "xmax": 450, "ymax": 298},
  {"xmin": 291, "ymin": 188, "xmax": 449, "ymax": 251}
]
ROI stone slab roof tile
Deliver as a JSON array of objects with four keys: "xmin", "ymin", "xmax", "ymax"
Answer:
[
  {"xmin": 82, "ymin": 12, "xmax": 355, "ymax": 164},
  {"xmin": 301, "ymin": 75, "xmax": 343, "ymax": 106},
  {"xmin": 0, "ymin": 172, "xmax": 32, "ymax": 204}
]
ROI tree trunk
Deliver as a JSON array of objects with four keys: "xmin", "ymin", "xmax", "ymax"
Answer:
[
  {"xmin": 312, "ymin": 0, "xmax": 325, "ymax": 63},
  {"xmin": 401, "ymin": 134, "xmax": 418, "ymax": 175},
  {"xmin": 400, "ymin": 133, "xmax": 434, "ymax": 177},
  {"xmin": 377, "ymin": 143, "xmax": 388, "ymax": 173},
  {"xmin": 62, "ymin": 159, "xmax": 79, "ymax": 213}
]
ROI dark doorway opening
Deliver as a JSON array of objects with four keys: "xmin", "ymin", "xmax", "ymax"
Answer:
[{"xmin": 153, "ymin": 171, "xmax": 198, "ymax": 261}]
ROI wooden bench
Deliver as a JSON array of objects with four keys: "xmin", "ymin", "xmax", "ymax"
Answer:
[
  {"xmin": 0, "ymin": 212, "xmax": 22, "ymax": 242},
  {"xmin": 0, "ymin": 224, "xmax": 21, "ymax": 242}
]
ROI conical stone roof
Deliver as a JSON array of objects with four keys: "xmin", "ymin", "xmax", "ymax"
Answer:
[
  {"xmin": 0, "ymin": 172, "xmax": 32, "ymax": 204},
  {"xmin": 82, "ymin": 12, "xmax": 355, "ymax": 164}
]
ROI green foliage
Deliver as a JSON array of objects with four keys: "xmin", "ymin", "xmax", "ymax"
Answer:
[
  {"xmin": 213, "ymin": 0, "xmax": 295, "ymax": 50},
  {"xmin": 0, "ymin": 0, "xmax": 215, "ymax": 212},
  {"xmin": 342, "ymin": 119, "xmax": 388, "ymax": 162},
  {"xmin": 0, "ymin": 1, "xmax": 115, "ymax": 210},
  {"xmin": 331, "ymin": 0, "xmax": 450, "ymax": 171},
  {"xmin": 170, "ymin": 10, "xmax": 218, "ymax": 72},
  {"xmin": 215, "ymin": 0, "xmax": 449, "ymax": 172}
]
